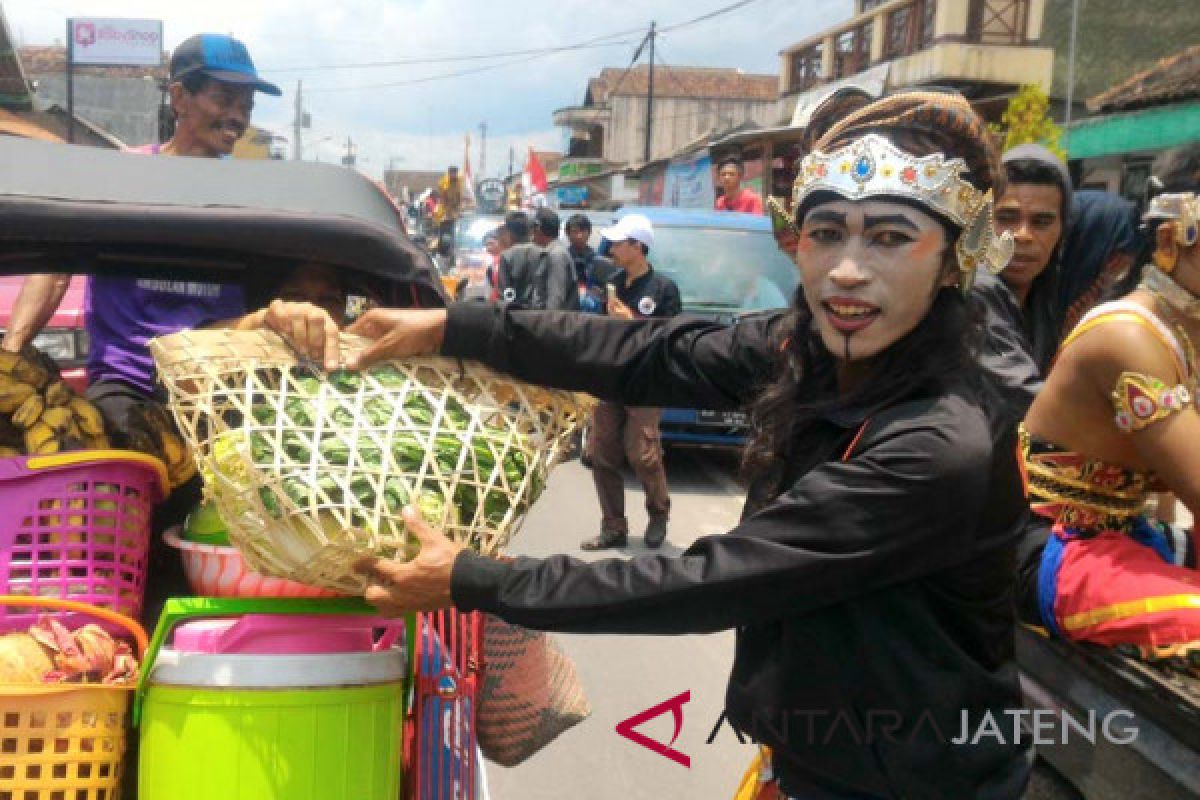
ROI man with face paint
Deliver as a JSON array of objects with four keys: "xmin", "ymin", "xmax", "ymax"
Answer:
[{"xmin": 265, "ymin": 91, "xmax": 1040, "ymax": 799}]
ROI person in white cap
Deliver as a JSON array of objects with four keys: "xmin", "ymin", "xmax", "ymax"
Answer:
[{"xmin": 581, "ymin": 214, "xmax": 682, "ymax": 550}]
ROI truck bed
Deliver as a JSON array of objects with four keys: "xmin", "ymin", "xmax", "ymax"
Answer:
[{"xmin": 1017, "ymin": 625, "xmax": 1200, "ymax": 799}]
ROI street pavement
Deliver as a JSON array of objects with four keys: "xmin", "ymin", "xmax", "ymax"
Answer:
[{"xmin": 484, "ymin": 448, "xmax": 756, "ymax": 799}]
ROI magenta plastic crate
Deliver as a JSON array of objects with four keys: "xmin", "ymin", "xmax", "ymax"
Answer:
[{"xmin": 0, "ymin": 451, "xmax": 167, "ymax": 630}]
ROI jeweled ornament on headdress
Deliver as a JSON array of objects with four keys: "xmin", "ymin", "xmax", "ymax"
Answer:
[
  {"xmin": 792, "ymin": 133, "xmax": 1014, "ymax": 292},
  {"xmin": 1144, "ymin": 192, "xmax": 1199, "ymax": 248}
]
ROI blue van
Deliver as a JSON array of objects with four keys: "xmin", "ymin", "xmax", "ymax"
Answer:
[{"xmin": 611, "ymin": 206, "xmax": 798, "ymax": 447}]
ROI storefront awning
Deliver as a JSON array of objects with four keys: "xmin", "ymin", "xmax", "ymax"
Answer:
[{"xmin": 1067, "ymin": 102, "xmax": 1200, "ymax": 160}]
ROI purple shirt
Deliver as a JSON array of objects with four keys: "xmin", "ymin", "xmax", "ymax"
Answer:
[
  {"xmin": 85, "ymin": 278, "xmax": 244, "ymax": 394},
  {"xmin": 84, "ymin": 142, "xmax": 244, "ymax": 393}
]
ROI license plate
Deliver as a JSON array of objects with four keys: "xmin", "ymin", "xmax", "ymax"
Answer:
[{"xmin": 696, "ymin": 410, "xmax": 748, "ymax": 427}]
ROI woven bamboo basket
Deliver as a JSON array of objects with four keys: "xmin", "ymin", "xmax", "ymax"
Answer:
[{"xmin": 149, "ymin": 329, "xmax": 591, "ymax": 593}]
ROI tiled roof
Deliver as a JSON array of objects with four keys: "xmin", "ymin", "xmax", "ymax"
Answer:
[
  {"xmin": 0, "ymin": 108, "xmax": 62, "ymax": 140},
  {"xmin": 19, "ymin": 45, "xmax": 168, "ymax": 81},
  {"xmin": 1087, "ymin": 44, "xmax": 1200, "ymax": 113},
  {"xmin": 585, "ymin": 66, "xmax": 777, "ymax": 106}
]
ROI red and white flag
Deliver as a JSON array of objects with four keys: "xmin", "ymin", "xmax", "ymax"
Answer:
[{"xmin": 521, "ymin": 147, "xmax": 548, "ymax": 207}]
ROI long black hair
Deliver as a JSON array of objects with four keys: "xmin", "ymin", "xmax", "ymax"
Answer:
[{"xmin": 740, "ymin": 270, "xmax": 982, "ymax": 492}]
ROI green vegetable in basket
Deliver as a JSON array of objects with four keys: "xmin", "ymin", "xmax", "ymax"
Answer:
[
  {"xmin": 404, "ymin": 396, "xmax": 435, "ymax": 428},
  {"xmin": 328, "ymin": 369, "xmax": 362, "ymax": 394},
  {"xmin": 391, "ymin": 435, "xmax": 425, "ymax": 472},
  {"xmin": 209, "ymin": 361, "xmax": 554, "ymax": 567},
  {"xmin": 371, "ymin": 365, "xmax": 406, "ymax": 388},
  {"xmin": 284, "ymin": 396, "xmax": 316, "ymax": 428},
  {"xmin": 251, "ymin": 404, "xmax": 277, "ymax": 426},
  {"xmin": 363, "ymin": 396, "xmax": 393, "ymax": 427},
  {"xmin": 208, "ymin": 431, "xmax": 253, "ymax": 488}
]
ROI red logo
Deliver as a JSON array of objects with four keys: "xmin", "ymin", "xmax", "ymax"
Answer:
[
  {"xmin": 74, "ymin": 22, "xmax": 96, "ymax": 48},
  {"xmin": 615, "ymin": 690, "xmax": 691, "ymax": 768}
]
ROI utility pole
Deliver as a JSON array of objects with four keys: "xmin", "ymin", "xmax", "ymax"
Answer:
[
  {"xmin": 293, "ymin": 80, "xmax": 303, "ymax": 161},
  {"xmin": 508, "ymin": 146, "xmax": 515, "ymax": 180},
  {"xmin": 341, "ymin": 136, "xmax": 356, "ymax": 167},
  {"xmin": 1063, "ymin": 0, "xmax": 1081, "ymax": 147},
  {"xmin": 479, "ymin": 121, "xmax": 487, "ymax": 179},
  {"xmin": 644, "ymin": 21, "xmax": 656, "ymax": 164}
]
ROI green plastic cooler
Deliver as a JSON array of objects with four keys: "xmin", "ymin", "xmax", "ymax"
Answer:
[{"xmin": 135, "ymin": 597, "xmax": 409, "ymax": 800}]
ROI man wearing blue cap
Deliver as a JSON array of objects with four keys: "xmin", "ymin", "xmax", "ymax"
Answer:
[
  {"xmin": 1, "ymin": 33, "xmax": 280, "ymax": 623},
  {"xmin": 151, "ymin": 33, "xmax": 282, "ymax": 157}
]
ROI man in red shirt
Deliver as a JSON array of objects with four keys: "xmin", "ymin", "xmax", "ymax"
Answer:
[{"xmin": 715, "ymin": 157, "xmax": 764, "ymax": 214}]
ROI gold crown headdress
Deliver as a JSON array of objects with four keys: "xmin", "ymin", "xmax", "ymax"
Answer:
[
  {"xmin": 1144, "ymin": 192, "xmax": 1199, "ymax": 248},
  {"xmin": 781, "ymin": 133, "xmax": 1014, "ymax": 293}
]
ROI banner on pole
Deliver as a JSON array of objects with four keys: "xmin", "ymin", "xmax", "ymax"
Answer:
[{"xmin": 69, "ymin": 18, "xmax": 163, "ymax": 67}]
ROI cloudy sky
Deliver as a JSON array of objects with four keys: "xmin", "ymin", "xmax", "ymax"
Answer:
[{"xmin": 4, "ymin": 0, "xmax": 852, "ymax": 178}]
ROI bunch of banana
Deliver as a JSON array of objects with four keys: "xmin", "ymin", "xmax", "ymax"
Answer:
[
  {"xmin": 124, "ymin": 402, "xmax": 195, "ymax": 489},
  {"xmin": 0, "ymin": 347, "xmax": 111, "ymax": 457}
]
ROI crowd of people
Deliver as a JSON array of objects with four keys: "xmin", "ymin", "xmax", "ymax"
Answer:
[{"xmin": 9, "ymin": 26, "xmax": 1200, "ymax": 800}]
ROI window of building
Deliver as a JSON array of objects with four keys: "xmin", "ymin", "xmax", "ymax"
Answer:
[
  {"xmin": 860, "ymin": 0, "xmax": 889, "ymax": 11},
  {"xmin": 885, "ymin": 6, "xmax": 914, "ymax": 59},
  {"xmin": 919, "ymin": 0, "xmax": 937, "ymax": 47},
  {"xmin": 968, "ymin": 0, "xmax": 1030, "ymax": 45},
  {"xmin": 833, "ymin": 23, "xmax": 873, "ymax": 79},
  {"xmin": 790, "ymin": 43, "xmax": 824, "ymax": 92}
]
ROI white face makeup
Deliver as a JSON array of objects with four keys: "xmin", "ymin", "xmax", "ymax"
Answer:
[{"xmin": 796, "ymin": 198, "xmax": 955, "ymax": 362}]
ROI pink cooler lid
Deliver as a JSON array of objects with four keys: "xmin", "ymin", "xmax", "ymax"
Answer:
[{"xmin": 173, "ymin": 615, "xmax": 378, "ymax": 655}]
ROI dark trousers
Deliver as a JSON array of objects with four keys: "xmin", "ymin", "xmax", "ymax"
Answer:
[{"xmin": 588, "ymin": 401, "xmax": 670, "ymax": 533}]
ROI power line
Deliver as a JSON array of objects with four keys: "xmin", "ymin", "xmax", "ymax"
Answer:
[
  {"xmin": 300, "ymin": 0, "xmax": 769, "ymax": 94},
  {"xmin": 659, "ymin": 0, "xmax": 766, "ymax": 34},
  {"xmin": 303, "ymin": 34, "xmax": 640, "ymax": 93},
  {"xmin": 261, "ymin": 29, "xmax": 643, "ymax": 73}
]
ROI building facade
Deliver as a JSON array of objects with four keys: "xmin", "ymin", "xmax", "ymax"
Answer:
[
  {"xmin": 21, "ymin": 46, "xmax": 165, "ymax": 147},
  {"xmin": 779, "ymin": 0, "xmax": 1055, "ymax": 123},
  {"xmin": 1069, "ymin": 44, "xmax": 1200, "ymax": 200},
  {"xmin": 554, "ymin": 66, "xmax": 779, "ymax": 167}
]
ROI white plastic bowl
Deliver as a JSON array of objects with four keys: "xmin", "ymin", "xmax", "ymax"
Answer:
[{"xmin": 164, "ymin": 530, "xmax": 342, "ymax": 599}]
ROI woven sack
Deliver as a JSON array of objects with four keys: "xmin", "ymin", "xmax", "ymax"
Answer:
[
  {"xmin": 149, "ymin": 328, "xmax": 591, "ymax": 593},
  {"xmin": 477, "ymin": 614, "xmax": 591, "ymax": 766}
]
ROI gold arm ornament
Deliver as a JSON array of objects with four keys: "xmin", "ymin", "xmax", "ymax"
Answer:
[{"xmin": 1111, "ymin": 371, "xmax": 1193, "ymax": 433}]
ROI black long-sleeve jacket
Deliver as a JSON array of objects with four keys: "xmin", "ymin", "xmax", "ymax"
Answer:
[
  {"xmin": 443, "ymin": 275, "xmax": 1040, "ymax": 799},
  {"xmin": 497, "ymin": 241, "xmax": 580, "ymax": 311}
]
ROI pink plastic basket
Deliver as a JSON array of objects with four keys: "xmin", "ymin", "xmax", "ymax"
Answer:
[
  {"xmin": 0, "ymin": 451, "xmax": 167, "ymax": 629},
  {"xmin": 164, "ymin": 529, "xmax": 341, "ymax": 599}
]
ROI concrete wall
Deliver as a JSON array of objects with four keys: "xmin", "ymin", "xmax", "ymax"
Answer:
[
  {"xmin": 606, "ymin": 95, "xmax": 778, "ymax": 164},
  {"xmin": 31, "ymin": 73, "xmax": 160, "ymax": 146},
  {"xmin": 888, "ymin": 42, "xmax": 1055, "ymax": 92}
]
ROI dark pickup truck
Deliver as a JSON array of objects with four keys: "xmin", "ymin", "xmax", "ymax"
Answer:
[{"xmin": 1018, "ymin": 624, "xmax": 1200, "ymax": 798}]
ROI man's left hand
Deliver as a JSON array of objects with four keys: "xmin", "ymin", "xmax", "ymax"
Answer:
[
  {"xmin": 356, "ymin": 506, "xmax": 465, "ymax": 617},
  {"xmin": 261, "ymin": 299, "xmax": 342, "ymax": 371},
  {"xmin": 607, "ymin": 297, "xmax": 635, "ymax": 320}
]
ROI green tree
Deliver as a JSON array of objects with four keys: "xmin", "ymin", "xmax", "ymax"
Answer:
[{"xmin": 992, "ymin": 85, "xmax": 1066, "ymax": 160}]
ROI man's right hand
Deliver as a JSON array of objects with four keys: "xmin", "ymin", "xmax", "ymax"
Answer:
[{"xmin": 344, "ymin": 308, "xmax": 448, "ymax": 370}]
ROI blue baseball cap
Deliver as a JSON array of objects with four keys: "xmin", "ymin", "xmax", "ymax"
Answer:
[{"xmin": 169, "ymin": 34, "xmax": 281, "ymax": 97}]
